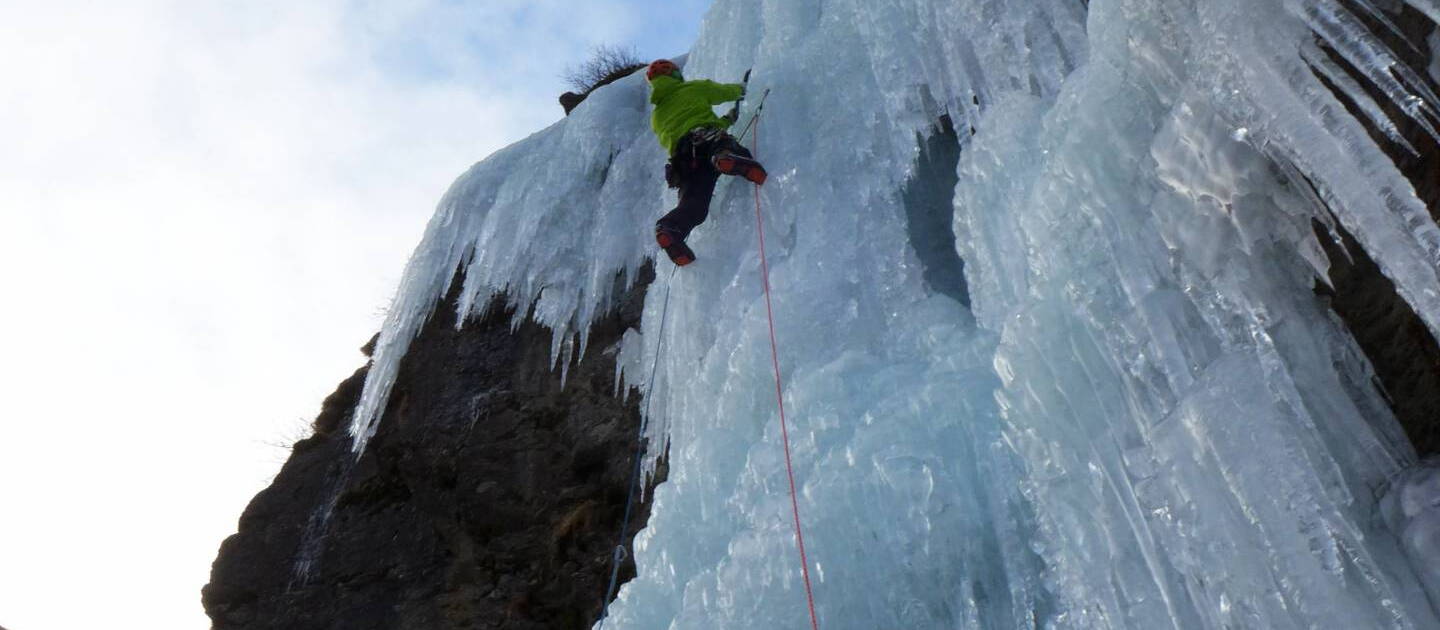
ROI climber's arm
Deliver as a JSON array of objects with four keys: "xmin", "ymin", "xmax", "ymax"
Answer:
[{"xmin": 690, "ymin": 79, "xmax": 745, "ymax": 105}]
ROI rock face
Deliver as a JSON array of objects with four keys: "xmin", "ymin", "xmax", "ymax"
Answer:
[{"xmin": 203, "ymin": 266, "xmax": 660, "ymax": 630}]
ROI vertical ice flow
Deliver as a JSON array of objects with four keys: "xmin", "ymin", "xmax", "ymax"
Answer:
[{"xmin": 348, "ymin": 0, "xmax": 1440, "ymax": 627}]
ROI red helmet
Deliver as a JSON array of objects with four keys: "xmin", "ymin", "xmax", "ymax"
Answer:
[{"xmin": 646, "ymin": 59, "xmax": 680, "ymax": 82}]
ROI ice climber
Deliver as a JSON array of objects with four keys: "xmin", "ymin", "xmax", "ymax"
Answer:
[{"xmin": 646, "ymin": 59, "xmax": 768, "ymax": 266}]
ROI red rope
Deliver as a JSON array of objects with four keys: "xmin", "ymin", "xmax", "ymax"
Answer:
[{"xmin": 751, "ymin": 117, "xmax": 821, "ymax": 630}]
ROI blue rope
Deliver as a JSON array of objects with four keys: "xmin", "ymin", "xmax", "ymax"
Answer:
[{"xmin": 597, "ymin": 264, "xmax": 678, "ymax": 628}]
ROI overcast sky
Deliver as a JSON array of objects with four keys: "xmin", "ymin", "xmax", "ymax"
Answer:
[{"xmin": 0, "ymin": 1, "xmax": 708, "ymax": 627}]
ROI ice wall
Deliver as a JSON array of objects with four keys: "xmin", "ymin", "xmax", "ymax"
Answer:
[
  {"xmin": 1382, "ymin": 457, "xmax": 1440, "ymax": 609},
  {"xmin": 350, "ymin": 0, "xmax": 1440, "ymax": 627}
]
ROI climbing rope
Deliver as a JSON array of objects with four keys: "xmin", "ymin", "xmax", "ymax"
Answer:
[
  {"xmin": 751, "ymin": 116, "xmax": 822, "ymax": 630},
  {"xmin": 598, "ymin": 92, "xmax": 821, "ymax": 629},
  {"xmin": 596, "ymin": 264, "xmax": 678, "ymax": 628},
  {"xmin": 735, "ymin": 88, "xmax": 771, "ymax": 145}
]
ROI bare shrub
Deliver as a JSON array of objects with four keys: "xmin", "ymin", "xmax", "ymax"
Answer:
[{"xmin": 562, "ymin": 44, "xmax": 645, "ymax": 94}]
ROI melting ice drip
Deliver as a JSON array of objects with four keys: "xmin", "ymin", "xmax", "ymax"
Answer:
[
  {"xmin": 348, "ymin": 0, "xmax": 1440, "ymax": 627},
  {"xmin": 288, "ymin": 457, "xmax": 356, "ymax": 589}
]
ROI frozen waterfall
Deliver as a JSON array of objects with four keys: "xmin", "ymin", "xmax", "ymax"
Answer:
[{"xmin": 351, "ymin": 0, "xmax": 1440, "ymax": 627}]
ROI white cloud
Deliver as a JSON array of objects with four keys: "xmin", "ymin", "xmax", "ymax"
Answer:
[{"xmin": 0, "ymin": 1, "xmax": 707, "ymax": 627}]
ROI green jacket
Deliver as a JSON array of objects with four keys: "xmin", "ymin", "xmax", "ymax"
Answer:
[{"xmin": 649, "ymin": 74, "xmax": 744, "ymax": 155}]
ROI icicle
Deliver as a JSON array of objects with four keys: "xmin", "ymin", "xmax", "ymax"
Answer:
[
  {"xmin": 1292, "ymin": 0, "xmax": 1440, "ymax": 143},
  {"xmin": 1301, "ymin": 41, "xmax": 1420, "ymax": 155},
  {"xmin": 1349, "ymin": 0, "xmax": 1425, "ymax": 55},
  {"xmin": 1404, "ymin": 0, "xmax": 1440, "ymax": 25}
]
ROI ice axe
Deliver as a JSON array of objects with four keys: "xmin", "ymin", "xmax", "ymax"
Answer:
[{"xmin": 722, "ymin": 68, "xmax": 752, "ymax": 124}]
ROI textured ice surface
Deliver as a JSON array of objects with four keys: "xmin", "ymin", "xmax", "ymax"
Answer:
[
  {"xmin": 1431, "ymin": 27, "xmax": 1440, "ymax": 85},
  {"xmin": 351, "ymin": 0, "xmax": 1440, "ymax": 627},
  {"xmin": 1382, "ymin": 459, "xmax": 1440, "ymax": 610}
]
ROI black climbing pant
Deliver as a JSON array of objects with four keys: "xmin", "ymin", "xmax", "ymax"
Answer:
[{"xmin": 657, "ymin": 128, "xmax": 756, "ymax": 240}]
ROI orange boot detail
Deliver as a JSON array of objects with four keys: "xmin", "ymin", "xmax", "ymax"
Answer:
[{"xmin": 714, "ymin": 153, "xmax": 768, "ymax": 185}]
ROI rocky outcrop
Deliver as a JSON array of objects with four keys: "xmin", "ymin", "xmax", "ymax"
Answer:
[{"xmin": 203, "ymin": 266, "xmax": 661, "ymax": 630}]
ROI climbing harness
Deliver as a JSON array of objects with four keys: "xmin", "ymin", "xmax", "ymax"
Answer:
[
  {"xmin": 597, "ymin": 264, "xmax": 679, "ymax": 628},
  {"xmin": 750, "ymin": 113, "xmax": 821, "ymax": 630},
  {"xmin": 667, "ymin": 87, "xmax": 769, "ymax": 187}
]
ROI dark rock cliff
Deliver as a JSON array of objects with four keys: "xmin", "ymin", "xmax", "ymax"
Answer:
[{"xmin": 203, "ymin": 265, "xmax": 661, "ymax": 630}]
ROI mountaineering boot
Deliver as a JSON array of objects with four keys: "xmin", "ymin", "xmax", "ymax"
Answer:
[
  {"xmin": 656, "ymin": 225, "xmax": 696, "ymax": 266},
  {"xmin": 713, "ymin": 152, "xmax": 767, "ymax": 185}
]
